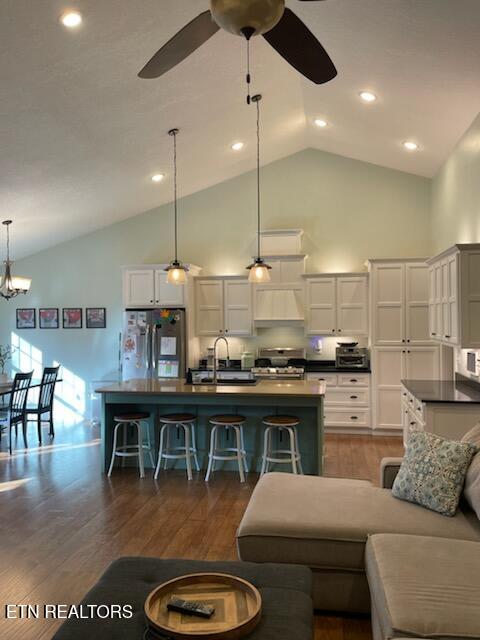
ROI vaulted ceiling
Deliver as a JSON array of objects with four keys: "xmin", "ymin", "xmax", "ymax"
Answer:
[{"xmin": 2, "ymin": 0, "xmax": 480, "ymax": 258}]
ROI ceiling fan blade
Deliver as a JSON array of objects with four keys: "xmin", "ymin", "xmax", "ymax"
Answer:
[
  {"xmin": 139, "ymin": 11, "xmax": 220, "ymax": 79},
  {"xmin": 263, "ymin": 8, "xmax": 336, "ymax": 84}
]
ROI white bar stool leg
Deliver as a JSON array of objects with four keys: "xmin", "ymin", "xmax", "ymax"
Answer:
[
  {"xmin": 135, "ymin": 421, "xmax": 145, "ymax": 478},
  {"xmin": 294, "ymin": 426, "xmax": 303, "ymax": 474},
  {"xmin": 240, "ymin": 425, "xmax": 249, "ymax": 473},
  {"xmin": 143, "ymin": 420, "xmax": 155, "ymax": 468},
  {"xmin": 163, "ymin": 425, "xmax": 171, "ymax": 469},
  {"xmin": 154, "ymin": 423, "xmax": 167, "ymax": 480},
  {"xmin": 181, "ymin": 423, "xmax": 193, "ymax": 481},
  {"xmin": 286, "ymin": 426, "xmax": 298, "ymax": 474},
  {"xmin": 260, "ymin": 427, "xmax": 270, "ymax": 476},
  {"xmin": 233, "ymin": 425, "xmax": 245, "ymax": 483},
  {"xmin": 205, "ymin": 425, "xmax": 217, "ymax": 482},
  {"xmin": 190, "ymin": 422, "xmax": 200, "ymax": 472},
  {"xmin": 107, "ymin": 422, "xmax": 121, "ymax": 477},
  {"xmin": 121, "ymin": 422, "xmax": 128, "ymax": 468}
]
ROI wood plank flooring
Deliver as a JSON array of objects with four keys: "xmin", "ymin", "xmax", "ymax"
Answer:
[{"xmin": 0, "ymin": 422, "xmax": 403, "ymax": 640}]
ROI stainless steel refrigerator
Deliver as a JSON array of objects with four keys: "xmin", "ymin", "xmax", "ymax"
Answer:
[{"xmin": 121, "ymin": 308, "xmax": 186, "ymax": 380}]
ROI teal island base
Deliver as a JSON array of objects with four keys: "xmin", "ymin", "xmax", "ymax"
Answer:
[{"xmin": 98, "ymin": 379, "xmax": 325, "ymax": 476}]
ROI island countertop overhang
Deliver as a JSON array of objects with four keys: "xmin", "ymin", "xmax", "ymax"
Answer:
[{"xmin": 96, "ymin": 378, "xmax": 326, "ymax": 398}]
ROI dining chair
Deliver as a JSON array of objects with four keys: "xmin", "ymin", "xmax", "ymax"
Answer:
[
  {"xmin": 0, "ymin": 371, "xmax": 33, "ymax": 455},
  {"xmin": 26, "ymin": 366, "xmax": 60, "ymax": 444}
]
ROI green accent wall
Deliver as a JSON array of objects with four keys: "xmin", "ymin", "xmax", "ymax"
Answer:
[
  {"xmin": 0, "ymin": 148, "xmax": 431, "ymax": 414},
  {"xmin": 431, "ymin": 113, "xmax": 480, "ymax": 253}
]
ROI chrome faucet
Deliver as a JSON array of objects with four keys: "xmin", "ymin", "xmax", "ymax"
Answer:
[{"xmin": 213, "ymin": 336, "xmax": 230, "ymax": 383}]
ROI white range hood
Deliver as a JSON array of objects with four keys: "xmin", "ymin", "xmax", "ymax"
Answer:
[{"xmin": 254, "ymin": 285, "xmax": 304, "ymax": 327}]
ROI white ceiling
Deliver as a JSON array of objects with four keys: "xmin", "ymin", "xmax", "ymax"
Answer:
[{"xmin": 2, "ymin": 0, "xmax": 480, "ymax": 259}]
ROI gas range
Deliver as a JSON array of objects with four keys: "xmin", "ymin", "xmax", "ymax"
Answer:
[{"xmin": 251, "ymin": 366, "xmax": 305, "ymax": 379}]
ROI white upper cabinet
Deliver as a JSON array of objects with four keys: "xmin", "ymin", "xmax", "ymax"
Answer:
[
  {"xmin": 123, "ymin": 265, "xmax": 199, "ymax": 309},
  {"xmin": 305, "ymin": 274, "xmax": 368, "ymax": 336},
  {"xmin": 427, "ymin": 244, "xmax": 480, "ymax": 348},
  {"xmin": 369, "ymin": 260, "xmax": 431, "ymax": 346},
  {"xmin": 195, "ymin": 277, "xmax": 253, "ymax": 337},
  {"xmin": 123, "ymin": 270, "xmax": 155, "ymax": 307},
  {"xmin": 154, "ymin": 270, "xmax": 185, "ymax": 307}
]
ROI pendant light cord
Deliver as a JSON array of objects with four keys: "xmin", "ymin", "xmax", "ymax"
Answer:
[
  {"xmin": 246, "ymin": 39, "xmax": 251, "ymax": 105},
  {"xmin": 169, "ymin": 129, "xmax": 179, "ymax": 263},
  {"xmin": 254, "ymin": 95, "xmax": 262, "ymax": 259},
  {"xmin": 6, "ymin": 224, "xmax": 10, "ymax": 262}
]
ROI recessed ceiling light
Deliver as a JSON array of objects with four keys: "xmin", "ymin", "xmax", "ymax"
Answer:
[
  {"xmin": 359, "ymin": 91, "xmax": 377, "ymax": 103},
  {"xmin": 231, "ymin": 142, "xmax": 244, "ymax": 151},
  {"xmin": 403, "ymin": 141, "xmax": 419, "ymax": 152},
  {"xmin": 60, "ymin": 11, "xmax": 83, "ymax": 28},
  {"xmin": 151, "ymin": 174, "xmax": 165, "ymax": 183},
  {"xmin": 314, "ymin": 119, "xmax": 328, "ymax": 128}
]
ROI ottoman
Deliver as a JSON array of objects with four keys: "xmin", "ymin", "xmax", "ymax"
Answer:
[
  {"xmin": 366, "ymin": 534, "xmax": 480, "ymax": 640},
  {"xmin": 52, "ymin": 558, "xmax": 313, "ymax": 640}
]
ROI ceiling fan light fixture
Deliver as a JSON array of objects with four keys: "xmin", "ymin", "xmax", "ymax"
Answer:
[{"xmin": 210, "ymin": 0, "xmax": 285, "ymax": 37}]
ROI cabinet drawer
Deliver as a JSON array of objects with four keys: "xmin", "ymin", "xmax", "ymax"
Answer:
[
  {"xmin": 338, "ymin": 373, "xmax": 370, "ymax": 387},
  {"xmin": 306, "ymin": 372, "xmax": 338, "ymax": 387},
  {"xmin": 325, "ymin": 409, "xmax": 370, "ymax": 428},
  {"xmin": 325, "ymin": 389, "xmax": 370, "ymax": 406}
]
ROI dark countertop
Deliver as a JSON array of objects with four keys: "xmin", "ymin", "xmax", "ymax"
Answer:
[{"xmin": 401, "ymin": 375, "xmax": 480, "ymax": 404}]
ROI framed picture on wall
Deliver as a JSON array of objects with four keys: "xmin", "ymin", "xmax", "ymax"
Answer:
[
  {"xmin": 63, "ymin": 308, "xmax": 82, "ymax": 329},
  {"xmin": 86, "ymin": 307, "xmax": 106, "ymax": 329},
  {"xmin": 16, "ymin": 308, "xmax": 36, "ymax": 329},
  {"xmin": 39, "ymin": 308, "xmax": 59, "ymax": 329}
]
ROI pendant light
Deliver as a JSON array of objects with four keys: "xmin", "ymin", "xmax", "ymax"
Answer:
[
  {"xmin": 0, "ymin": 220, "xmax": 31, "ymax": 301},
  {"xmin": 246, "ymin": 94, "xmax": 271, "ymax": 283},
  {"xmin": 165, "ymin": 128, "xmax": 188, "ymax": 285}
]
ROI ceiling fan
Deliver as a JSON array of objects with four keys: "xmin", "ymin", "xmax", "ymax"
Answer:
[{"xmin": 138, "ymin": 0, "xmax": 337, "ymax": 87}]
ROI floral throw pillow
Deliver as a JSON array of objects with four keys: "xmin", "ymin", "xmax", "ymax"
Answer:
[{"xmin": 392, "ymin": 431, "xmax": 478, "ymax": 517}]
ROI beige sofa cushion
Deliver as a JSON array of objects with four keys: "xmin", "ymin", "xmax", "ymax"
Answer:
[
  {"xmin": 237, "ymin": 473, "xmax": 480, "ymax": 572},
  {"xmin": 366, "ymin": 534, "xmax": 480, "ymax": 639},
  {"xmin": 462, "ymin": 423, "xmax": 480, "ymax": 519}
]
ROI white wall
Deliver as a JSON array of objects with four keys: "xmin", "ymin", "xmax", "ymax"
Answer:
[{"xmin": 0, "ymin": 147, "xmax": 431, "ymax": 418}]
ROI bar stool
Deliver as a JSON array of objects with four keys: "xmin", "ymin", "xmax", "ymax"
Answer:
[
  {"xmin": 205, "ymin": 415, "xmax": 248, "ymax": 483},
  {"xmin": 261, "ymin": 415, "xmax": 303, "ymax": 476},
  {"xmin": 108, "ymin": 412, "xmax": 154, "ymax": 479},
  {"xmin": 155, "ymin": 413, "xmax": 200, "ymax": 481}
]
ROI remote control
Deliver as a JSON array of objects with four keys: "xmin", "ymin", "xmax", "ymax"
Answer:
[{"xmin": 167, "ymin": 597, "xmax": 215, "ymax": 619}]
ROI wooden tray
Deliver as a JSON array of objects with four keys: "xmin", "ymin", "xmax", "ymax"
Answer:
[{"xmin": 144, "ymin": 572, "xmax": 262, "ymax": 640}]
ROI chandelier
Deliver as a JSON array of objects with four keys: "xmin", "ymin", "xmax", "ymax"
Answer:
[{"xmin": 0, "ymin": 220, "xmax": 31, "ymax": 300}]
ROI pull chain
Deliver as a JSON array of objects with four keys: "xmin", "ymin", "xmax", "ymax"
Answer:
[{"xmin": 246, "ymin": 38, "xmax": 251, "ymax": 105}]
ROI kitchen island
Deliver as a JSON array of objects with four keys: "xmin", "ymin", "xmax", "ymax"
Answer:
[{"xmin": 96, "ymin": 379, "xmax": 326, "ymax": 475}]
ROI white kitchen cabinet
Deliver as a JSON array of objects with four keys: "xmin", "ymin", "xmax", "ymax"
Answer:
[
  {"xmin": 123, "ymin": 269, "xmax": 155, "ymax": 307},
  {"xmin": 306, "ymin": 371, "xmax": 371, "ymax": 433},
  {"xmin": 305, "ymin": 274, "xmax": 368, "ymax": 336},
  {"xmin": 154, "ymin": 270, "xmax": 185, "ymax": 307},
  {"xmin": 195, "ymin": 277, "xmax": 253, "ymax": 337},
  {"xmin": 372, "ymin": 346, "xmax": 439, "ymax": 432},
  {"xmin": 369, "ymin": 260, "xmax": 431, "ymax": 346},
  {"xmin": 122, "ymin": 265, "xmax": 198, "ymax": 308},
  {"xmin": 427, "ymin": 244, "xmax": 480, "ymax": 348}
]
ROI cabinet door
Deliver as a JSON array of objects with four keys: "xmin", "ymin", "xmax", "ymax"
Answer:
[
  {"xmin": 195, "ymin": 280, "xmax": 224, "ymax": 336},
  {"xmin": 306, "ymin": 278, "xmax": 336, "ymax": 335},
  {"xmin": 123, "ymin": 270, "xmax": 155, "ymax": 308},
  {"xmin": 445, "ymin": 254, "xmax": 459, "ymax": 345},
  {"xmin": 428, "ymin": 266, "xmax": 437, "ymax": 339},
  {"xmin": 154, "ymin": 270, "xmax": 185, "ymax": 307},
  {"xmin": 405, "ymin": 263, "xmax": 430, "ymax": 345},
  {"xmin": 336, "ymin": 276, "xmax": 368, "ymax": 336},
  {"xmin": 405, "ymin": 347, "xmax": 440, "ymax": 380},
  {"xmin": 371, "ymin": 264, "xmax": 405, "ymax": 345},
  {"xmin": 372, "ymin": 347, "xmax": 405, "ymax": 430},
  {"xmin": 224, "ymin": 279, "xmax": 253, "ymax": 336},
  {"xmin": 434, "ymin": 261, "xmax": 443, "ymax": 341}
]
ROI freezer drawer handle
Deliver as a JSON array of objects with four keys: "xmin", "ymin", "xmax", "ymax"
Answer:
[
  {"xmin": 350, "ymin": 395, "xmax": 358, "ymax": 399},
  {"xmin": 350, "ymin": 416, "xmax": 358, "ymax": 420}
]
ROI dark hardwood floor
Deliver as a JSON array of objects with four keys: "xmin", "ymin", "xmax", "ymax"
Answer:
[{"xmin": 0, "ymin": 421, "xmax": 403, "ymax": 639}]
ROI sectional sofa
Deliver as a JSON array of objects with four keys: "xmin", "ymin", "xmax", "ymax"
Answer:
[{"xmin": 236, "ymin": 459, "xmax": 480, "ymax": 639}]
